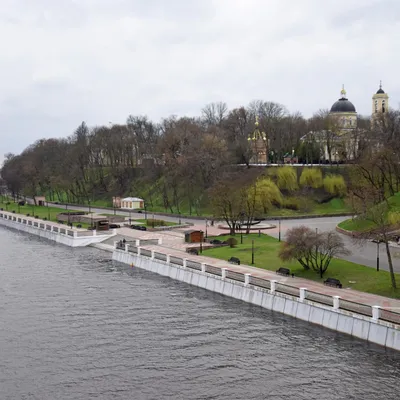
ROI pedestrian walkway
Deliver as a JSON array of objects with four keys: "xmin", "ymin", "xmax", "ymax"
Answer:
[{"xmin": 106, "ymin": 227, "xmax": 400, "ymax": 310}]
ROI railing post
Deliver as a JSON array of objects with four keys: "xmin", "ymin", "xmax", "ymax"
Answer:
[
  {"xmin": 183, "ymin": 258, "xmax": 187, "ymax": 268},
  {"xmin": 166, "ymin": 254, "xmax": 170, "ymax": 264},
  {"xmin": 73, "ymin": 230, "xmax": 78, "ymax": 238},
  {"xmin": 372, "ymin": 305, "xmax": 381, "ymax": 321},
  {"xmin": 137, "ymin": 246, "xmax": 141, "ymax": 256},
  {"xmin": 244, "ymin": 273, "xmax": 251, "ymax": 286},
  {"xmin": 151, "ymin": 250, "xmax": 155, "ymax": 260},
  {"xmin": 125, "ymin": 243, "xmax": 129, "ymax": 252},
  {"xmin": 221, "ymin": 268, "xmax": 227, "ymax": 280},
  {"xmin": 93, "ymin": 230, "xmax": 97, "ymax": 237},
  {"xmin": 158, "ymin": 238, "xmax": 162, "ymax": 245},
  {"xmin": 114, "ymin": 241, "xmax": 118, "ymax": 249},
  {"xmin": 299, "ymin": 288, "xmax": 306, "ymax": 302},
  {"xmin": 270, "ymin": 280, "xmax": 277, "ymax": 294},
  {"xmin": 333, "ymin": 296, "xmax": 340, "ymax": 310},
  {"xmin": 201, "ymin": 263, "xmax": 206, "ymax": 273},
  {"xmin": 135, "ymin": 239, "xmax": 140, "ymax": 246}
]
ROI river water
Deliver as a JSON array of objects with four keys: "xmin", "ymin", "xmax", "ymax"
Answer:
[{"xmin": 0, "ymin": 227, "xmax": 399, "ymax": 400}]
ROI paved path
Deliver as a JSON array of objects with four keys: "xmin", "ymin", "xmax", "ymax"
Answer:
[
  {"xmin": 48, "ymin": 202, "xmax": 400, "ymax": 273},
  {"xmin": 106, "ymin": 227, "xmax": 400, "ymax": 311}
]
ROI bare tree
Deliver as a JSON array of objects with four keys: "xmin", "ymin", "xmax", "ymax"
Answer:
[{"xmin": 279, "ymin": 226, "xmax": 350, "ymax": 278}]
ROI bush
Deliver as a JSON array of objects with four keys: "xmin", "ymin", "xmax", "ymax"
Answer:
[
  {"xmin": 276, "ymin": 166, "xmax": 298, "ymax": 192},
  {"xmin": 282, "ymin": 197, "xmax": 300, "ymax": 210},
  {"xmin": 299, "ymin": 168, "xmax": 323, "ymax": 188},
  {"xmin": 226, "ymin": 237, "xmax": 238, "ymax": 248},
  {"xmin": 146, "ymin": 219, "xmax": 166, "ymax": 227},
  {"xmin": 323, "ymin": 174, "xmax": 347, "ymax": 197}
]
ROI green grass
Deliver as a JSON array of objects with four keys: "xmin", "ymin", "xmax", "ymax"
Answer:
[
  {"xmin": 0, "ymin": 201, "xmax": 89, "ymax": 228},
  {"xmin": 205, "ymin": 234, "xmax": 400, "ymax": 299},
  {"xmin": 337, "ymin": 192, "xmax": 400, "ymax": 233},
  {"xmin": 337, "ymin": 218, "xmax": 375, "ymax": 232}
]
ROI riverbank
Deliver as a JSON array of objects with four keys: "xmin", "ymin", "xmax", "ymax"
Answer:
[
  {"xmin": 0, "ymin": 210, "xmax": 116, "ymax": 247},
  {"xmin": 112, "ymin": 244, "xmax": 400, "ymax": 351}
]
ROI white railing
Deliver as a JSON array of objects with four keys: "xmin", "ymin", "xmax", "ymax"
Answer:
[{"xmin": 114, "ymin": 242, "xmax": 400, "ymax": 326}]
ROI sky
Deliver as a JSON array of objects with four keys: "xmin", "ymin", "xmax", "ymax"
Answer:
[{"xmin": 0, "ymin": 0, "xmax": 399, "ymax": 162}]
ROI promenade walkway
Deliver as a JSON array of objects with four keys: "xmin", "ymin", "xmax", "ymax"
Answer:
[{"xmin": 104, "ymin": 227, "xmax": 400, "ymax": 310}]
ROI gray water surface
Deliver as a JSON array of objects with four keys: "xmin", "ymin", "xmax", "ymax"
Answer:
[{"xmin": 0, "ymin": 227, "xmax": 399, "ymax": 400}]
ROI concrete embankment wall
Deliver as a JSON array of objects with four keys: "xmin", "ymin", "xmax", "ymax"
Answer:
[
  {"xmin": 113, "ymin": 249, "xmax": 400, "ymax": 351},
  {"xmin": 0, "ymin": 211, "xmax": 115, "ymax": 247}
]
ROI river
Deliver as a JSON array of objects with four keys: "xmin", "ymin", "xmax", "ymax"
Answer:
[{"xmin": 0, "ymin": 227, "xmax": 399, "ymax": 400}]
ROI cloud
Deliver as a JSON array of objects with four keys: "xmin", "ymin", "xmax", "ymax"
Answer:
[{"xmin": 0, "ymin": 0, "xmax": 399, "ymax": 161}]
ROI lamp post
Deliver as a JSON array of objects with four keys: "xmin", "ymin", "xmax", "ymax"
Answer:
[
  {"xmin": 200, "ymin": 232, "xmax": 203, "ymax": 254},
  {"xmin": 205, "ymin": 218, "xmax": 208, "ymax": 238},
  {"xmin": 18, "ymin": 202, "xmax": 20, "ymax": 214},
  {"xmin": 251, "ymin": 239, "xmax": 254, "ymax": 265},
  {"xmin": 32, "ymin": 203, "xmax": 35, "ymax": 216},
  {"xmin": 129, "ymin": 210, "xmax": 132, "ymax": 225},
  {"xmin": 144, "ymin": 204, "xmax": 147, "ymax": 220},
  {"xmin": 278, "ymin": 219, "xmax": 281, "ymax": 242},
  {"xmin": 178, "ymin": 212, "xmax": 181, "ymax": 225},
  {"xmin": 240, "ymin": 228, "xmax": 243, "ymax": 244},
  {"xmin": 47, "ymin": 201, "xmax": 50, "ymax": 220},
  {"xmin": 376, "ymin": 241, "xmax": 380, "ymax": 272}
]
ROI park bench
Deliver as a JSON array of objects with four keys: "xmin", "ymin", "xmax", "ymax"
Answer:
[
  {"xmin": 228, "ymin": 257, "xmax": 240, "ymax": 265},
  {"xmin": 187, "ymin": 248, "xmax": 199, "ymax": 255},
  {"xmin": 210, "ymin": 239, "xmax": 222, "ymax": 245},
  {"xmin": 324, "ymin": 277, "xmax": 343, "ymax": 288},
  {"xmin": 276, "ymin": 267, "xmax": 290, "ymax": 276}
]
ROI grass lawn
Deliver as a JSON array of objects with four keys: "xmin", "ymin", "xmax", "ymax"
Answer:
[
  {"xmin": 204, "ymin": 233, "xmax": 400, "ymax": 299},
  {"xmin": 337, "ymin": 218, "xmax": 376, "ymax": 232},
  {"xmin": 0, "ymin": 200, "xmax": 90, "ymax": 228}
]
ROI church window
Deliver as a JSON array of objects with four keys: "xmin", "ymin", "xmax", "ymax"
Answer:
[{"xmin": 382, "ymin": 100, "xmax": 386, "ymax": 113}]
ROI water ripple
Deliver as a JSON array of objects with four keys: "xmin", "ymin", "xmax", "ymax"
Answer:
[{"xmin": 0, "ymin": 227, "xmax": 399, "ymax": 400}]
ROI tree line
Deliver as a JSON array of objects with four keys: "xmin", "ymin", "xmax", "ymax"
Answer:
[{"xmin": 0, "ymin": 100, "xmax": 384, "ymax": 209}]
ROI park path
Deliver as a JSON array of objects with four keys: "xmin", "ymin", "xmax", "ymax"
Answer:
[{"xmin": 104, "ymin": 227, "xmax": 400, "ymax": 310}]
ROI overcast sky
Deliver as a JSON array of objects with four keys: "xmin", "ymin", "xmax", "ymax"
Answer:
[{"xmin": 1, "ymin": 0, "xmax": 399, "ymax": 161}]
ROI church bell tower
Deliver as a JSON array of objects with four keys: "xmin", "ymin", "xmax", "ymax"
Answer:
[{"xmin": 372, "ymin": 81, "xmax": 389, "ymax": 116}]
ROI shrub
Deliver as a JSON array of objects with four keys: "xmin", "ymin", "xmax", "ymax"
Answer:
[
  {"xmin": 283, "ymin": 197, "xmax": 300, "ymax": 210},
  {"xmin": 226, "ymin": 237, "xmax": 238, "ymax": 248},
  {"xmin": 276, "ymin": 166, "xmax": 298, "ymax": 192},
  {"xmin": 323, "ymin": 174, "xmax": 347, "ymax": 197},
  {"xmin": 146, "ymin": 219, "xmax": 166, "ymax": 227},
  {"xmin": 299, "ymin": 167, "xmax": 323, "ymax": 188}
]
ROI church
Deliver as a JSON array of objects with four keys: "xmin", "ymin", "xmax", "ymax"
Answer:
[
  {"xmin": 306, "ymin": 83, "xmax": 389, "ymax": 162},
  {"xmin": 247, "ymin": 83, "xmax": 390, "ymax": 164}
]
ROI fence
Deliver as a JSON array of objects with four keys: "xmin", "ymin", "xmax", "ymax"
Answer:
[
  {"xmin": 339, "ymin": 298, "xmax": 372, "ymax": 317},
  {"xmin": 380, "ymin": 309, "xmax": 400, "ymax": 324},
  {"xmin": 114, "ymin": 242, "xmax": 400, "ymax": 326}
]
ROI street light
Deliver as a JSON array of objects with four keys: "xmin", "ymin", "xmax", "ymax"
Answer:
[
  {"xmin": 251, "ymin": 239, "xmax": 254, "ymax": 265},
  {"xmin": 144, "ymin": 204, "xmax": 147, "ymax": 220},
  {"xmin": 205, "ymin": 218, "xmax": 208, "ymax": 238},
  {"xmin": 278, "ymin": 220, "xmax": 281, "ymax": 242},
  {"xmin": 200, "ymin": 232, "xmax": 203, "ymax": 254},
  {"xmin": 376, "ymin": 241, "xmax": 380, "ymax": 272}
]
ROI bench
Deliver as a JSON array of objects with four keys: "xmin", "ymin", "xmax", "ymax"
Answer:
[
  {"xmin": 324, "ymin": 277, "xmax": 342, "ymax": 288},
  {"xmin": 276, "ymin": 267, "xmax": 290, "ymax": 276},
  {"xmin": 228, "ymin": 257, "xmax": 240, "ymax": 265},
  {"xmin": 187, "ymin": 248, "xmax": 199, "ymax": 255}
]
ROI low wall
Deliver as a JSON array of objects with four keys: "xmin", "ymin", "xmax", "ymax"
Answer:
[
  {"xmin": 112, "ymin": 247, "xmax": 400, "ymax": 352},
  {"xmin": 0, "ymin": 211, "xmax": 116, "ymax": 247}
]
